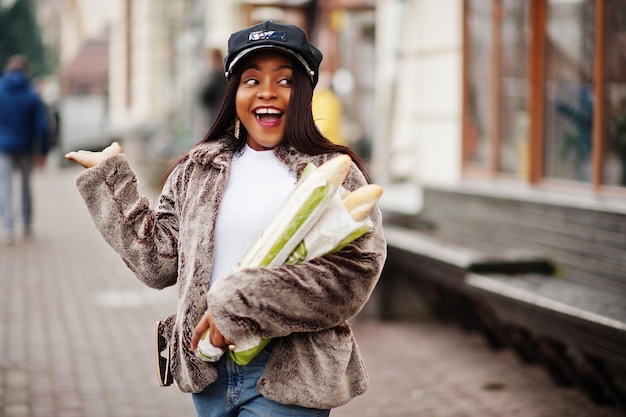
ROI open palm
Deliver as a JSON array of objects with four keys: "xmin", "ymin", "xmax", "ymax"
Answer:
[{"xmin": 64, "ymin": 142, "xmax": 123, "ymax": 168}]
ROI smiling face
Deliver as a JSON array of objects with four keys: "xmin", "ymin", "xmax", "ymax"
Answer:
[{"xmin": 235, "ymin": 51, "xmax": 293, "ymax": 150}]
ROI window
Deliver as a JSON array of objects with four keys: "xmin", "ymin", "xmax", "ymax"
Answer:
[
  {"xmin": 499, "ymin": 0, "xmax": 530, "ymax": 176},
  {"xmin": 543, "ymin": 0, "xmax": 595, "ymax": 183},
  {"xmin": 464, "ymin": 0, "xmax": 626, "ymax": 192},
  {"xmin": 603, "ymin": 0, "xmax": 626, "ymax": 186},
  {"xmin": 465, "ymin": 0, "xmax": 493, "ymax": 169}
]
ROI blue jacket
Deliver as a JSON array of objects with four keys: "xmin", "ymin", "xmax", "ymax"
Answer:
[{"xmin": 0, "ymin": 70, "xmax": 51, "ymax": 155}]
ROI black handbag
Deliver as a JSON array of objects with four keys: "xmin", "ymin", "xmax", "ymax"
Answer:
[{"xmin": 155, "ymin": 321, "xmax": 173, "ymax": 386}]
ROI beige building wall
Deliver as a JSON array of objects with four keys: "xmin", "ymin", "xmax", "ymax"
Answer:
[
  {"xmin": 204, "ymin": 0, "xmax": 240, "ymax": 54},
  {"xmin": 107, "ymin": 0, "xmax": 241, "ymax": 135},
  {"xmin": 109, "ymin": 0, "xmax": 169, "ymax": 129},
  {"xmin": 377, "ymin": 0, "xmax": 463, "ymax": 185},
  {"xmin": 107, "ymin": 1, "xmax": 126, "ymax": 128},
  {"xmin": 54, "ymin": 0, "xmax": 115, "ymax": 68}
]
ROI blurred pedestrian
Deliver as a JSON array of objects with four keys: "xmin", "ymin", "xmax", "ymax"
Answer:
[
  {"xmin": 0, "ymin": 55, "xmax": 51, "ymax": 244},
  {"xmin": 65, "ymin": 20, "xmax": 386, "ymax": 417},
  {"xmin": 195, "ymin": 47, "xmax": 227, "ymax": 137},
  {"xmin": 312, "ymin": 70, "xmax": 347, "ymax": 146}
]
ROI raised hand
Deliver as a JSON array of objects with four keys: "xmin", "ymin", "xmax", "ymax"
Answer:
[{"xmin": 64, "ymin": 142, "xmax": 123, "ymax": 169}]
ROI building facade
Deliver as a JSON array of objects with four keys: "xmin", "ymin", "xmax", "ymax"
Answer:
[
  {"xmin": 380, "ymin": 0, "xmax": 626, "ymax": 200},
  {"xmin": 36, "ymin": 0, "xmax": 626, "ymax": 203}
]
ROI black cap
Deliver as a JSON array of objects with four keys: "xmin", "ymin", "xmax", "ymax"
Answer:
[{"xmin": 224, "ymin": 20, "xmax": 323, "ymax": 87}]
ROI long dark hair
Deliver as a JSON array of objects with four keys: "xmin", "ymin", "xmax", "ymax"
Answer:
[{"xmin": 160, "ymin": 53, "xmax": 369, "ymax": 188}]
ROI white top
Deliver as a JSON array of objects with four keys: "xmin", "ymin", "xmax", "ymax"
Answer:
[{"xmin": 210, "ymin": 145, "xmax": 296, "ymax": 285}]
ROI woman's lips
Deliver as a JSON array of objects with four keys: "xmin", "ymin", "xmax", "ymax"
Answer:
[{"xmin": 254, "ymin": 107, "xmax": 283, "ymax": 127}]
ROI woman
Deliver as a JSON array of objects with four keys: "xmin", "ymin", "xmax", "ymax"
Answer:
[{"xmin": 65, "ymin": 20, "xmax": 387, "ymax": 417}]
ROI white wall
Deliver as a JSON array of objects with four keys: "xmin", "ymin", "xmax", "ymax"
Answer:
[
  {"xmin": 204, "ymin": 0, "xmax": 239, "ymax": 53},
  {"xmin": 378, "ymin": 0, "xmax": 463, "ymax": 185},
  {"xmin": 108, "ymin": 0, "xmax": 173, "ymax": 130}
]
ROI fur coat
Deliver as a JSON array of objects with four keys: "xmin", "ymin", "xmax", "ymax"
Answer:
[{"xmin": 75, "ymin": 138, "xmax": 387, "ymax": 409}]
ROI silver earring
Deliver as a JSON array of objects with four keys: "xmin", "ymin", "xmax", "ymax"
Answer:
[{"xmin": 234, "ymin": 118, "xmax": 241, "ymax": 139}]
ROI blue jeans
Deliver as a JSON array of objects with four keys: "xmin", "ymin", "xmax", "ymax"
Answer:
[
  {"xmin": 0, "ymin": 152, "xmax": 35, "ymax": 234},
  {"xmin": 192, "ymin": 342, "xmax": 331, "ymax": 417}
]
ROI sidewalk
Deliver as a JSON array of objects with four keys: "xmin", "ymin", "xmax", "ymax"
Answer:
[{"xmin": 0, "ymin": 161, "xmax": 622, "ymax": 417}]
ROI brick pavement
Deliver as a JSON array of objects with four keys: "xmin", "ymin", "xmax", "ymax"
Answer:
[{"xmin": 0, "ymin": 160, "xmax": 622, "ymax": 417}]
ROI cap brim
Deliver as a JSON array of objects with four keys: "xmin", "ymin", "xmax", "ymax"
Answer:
[{"xmin": 226, "ymin": 45, "xmax": 315, "ymax": 84}]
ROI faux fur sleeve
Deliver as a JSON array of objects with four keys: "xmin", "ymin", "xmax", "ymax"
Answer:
[
  {"xmin": 208, "ymin": 164, "xmax": 387, "ymax": 343},
  {"xmin": 75, "ymin": 154, "xmax": 181, "ymax": 289}
]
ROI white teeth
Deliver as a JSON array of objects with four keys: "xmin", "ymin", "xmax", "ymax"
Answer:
[{"xmin": 255, "ymin": 108, "xmax": 282, "ymax": 115}]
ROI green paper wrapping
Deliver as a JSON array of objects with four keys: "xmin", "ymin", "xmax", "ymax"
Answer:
[{"xmin": 196, "ymin": 155, "xmax": 385, "ymax": 366}]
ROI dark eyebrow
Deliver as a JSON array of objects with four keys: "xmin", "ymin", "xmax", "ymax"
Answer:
[
  {"xmin": 274, "ymin": 64, "xmax": 293, "ymax": 72},
  {"xmin": 241, "ymin": 63, "xmax": 293, "ymax": 73}
]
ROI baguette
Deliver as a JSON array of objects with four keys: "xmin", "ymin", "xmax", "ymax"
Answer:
[
  {"xmin": 342, "ymin": 184, "xmax": 383, "ymax": 222},
  {"xmin": 313, "ymin": 154, "xmax": 352, "ymax": 188},
  {"xmin": 234, "ymin": 154, "xmax": 352, "ymax": 270}
]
